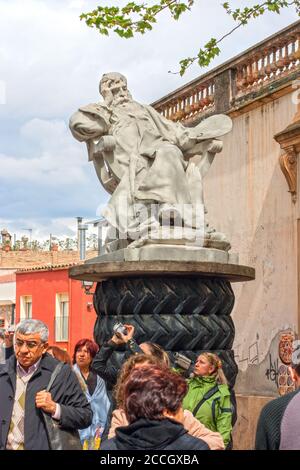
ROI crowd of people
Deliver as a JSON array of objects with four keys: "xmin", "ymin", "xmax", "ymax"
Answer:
[{"xmin": 0, "ymin": 318, "xmax": 299, "ymax": 451}]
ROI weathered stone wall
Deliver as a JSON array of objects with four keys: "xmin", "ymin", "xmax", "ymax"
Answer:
[
  {"xmin": 204, "ymin": 92, "xmax": 298, "ymax": 397},
  {"xmin": 232, "ymin": 394, "xmax": 273, "ymax": 449}
]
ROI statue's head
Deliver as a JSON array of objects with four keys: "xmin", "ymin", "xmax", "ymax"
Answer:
[{"xmin": 99, "ymin": 72, "xmax": 132, "ymax": 106}]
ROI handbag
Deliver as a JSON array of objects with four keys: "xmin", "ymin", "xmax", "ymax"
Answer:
[{"xmin": 42, "ymin": 362, "xmax": 83, "ymax": 450}]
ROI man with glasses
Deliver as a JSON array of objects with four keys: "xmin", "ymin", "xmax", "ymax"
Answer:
[{"xmin": 0, "ymin": 319, "xmax": 92, "ymax": 450}]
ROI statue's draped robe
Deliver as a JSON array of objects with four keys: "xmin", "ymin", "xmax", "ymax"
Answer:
[{"xmin": 70, "ymin": 100, "xmax": 201, "ymax": 235}]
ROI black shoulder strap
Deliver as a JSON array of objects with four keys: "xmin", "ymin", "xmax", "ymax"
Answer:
[
  {"xmin": 46, "ymin": 362, "xmax": 64, "ymax": 392},
  {"xmin": 192, "ymin": 384, "xmax": 219, "ymax": 417}
]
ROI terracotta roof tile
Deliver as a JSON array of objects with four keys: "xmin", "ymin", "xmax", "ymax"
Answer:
[{"xmin": 17, "ymin": 262, "xmax": 83, "ymax": 274}]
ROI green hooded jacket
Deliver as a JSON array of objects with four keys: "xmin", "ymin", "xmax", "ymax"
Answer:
[{"xmin": 182, "ymin": 375, "xmax": 233, "ymax": 447}]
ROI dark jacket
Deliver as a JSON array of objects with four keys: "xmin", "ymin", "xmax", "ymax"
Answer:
[
  {"xmin": 92, "ymin": 341, "xmax": 120, "ymax": 395},
  {"xmin": 255, "ymin": 389, "xmax": 300, "ymax": 450},
  {"xmin": 92, "ymin": 339, "xmax": 141, "ymax": 395},
  {"xmin": 0, "ymin": 352, "xmax": 93, "ymax": 450},
  {"xmin": 101, "ymin": 418, "xmax": 210, "ymax": 451},
  {"xmin": 92, "ymin": 339, "xmax": 141, "ymax": 441}
]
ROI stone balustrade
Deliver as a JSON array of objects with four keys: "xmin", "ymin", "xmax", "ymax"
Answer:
[
  {"xmin": 152, "ymin": 21, "xmax": 300, "ymax": 124},
  {"xmin": 156, "ymin": 79, "xmax": 215, "ymax": 122}
]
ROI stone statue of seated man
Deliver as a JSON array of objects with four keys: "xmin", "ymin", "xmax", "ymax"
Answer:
[{"xmin": 69, "ymin": 72, "xmax": 232, "ymax": 253}]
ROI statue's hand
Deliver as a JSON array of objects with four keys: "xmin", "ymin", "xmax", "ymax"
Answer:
[
  {"xmin": 184, "ymin": 138, "xmax": 222, "ymax": 159},
  {"xmin": 207, "ymin": 139, "xmax": 223, "ymax": 154}
]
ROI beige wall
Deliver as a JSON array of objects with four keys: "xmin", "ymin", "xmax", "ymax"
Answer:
[{"xmin": 204, "ymin": 93, "xmax": 298, "ymax": 395}]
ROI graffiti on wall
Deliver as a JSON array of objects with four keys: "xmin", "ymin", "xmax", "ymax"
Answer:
[
  {"xmin": 265, "ymin": 331, "xmax": 296, "ymax": 396},
  {"xmin": 265, "ymin": 353, "xmax": 279, "ymax": 387},
  {"xmin": 234, "ymin": 333, "xmax": 260, "ymax": 367},
  {"xmin": 234, "ymin": 330, "xmax": 299, "ymax": 396}
]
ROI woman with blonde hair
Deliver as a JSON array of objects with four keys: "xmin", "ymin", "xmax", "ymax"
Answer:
[
  {"xmin": 182, "ymin": 352, "xmax": 233, "ymax": 449},
  {"xmin": 108, "ymin": 353, "xmax": 224, "ymax": 449}
]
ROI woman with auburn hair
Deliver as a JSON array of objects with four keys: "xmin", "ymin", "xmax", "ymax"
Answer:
[
  {"xmin": 113, "ymin": 354, "xmax": 161, "ymax": 411},
  {"xmin": 102, "ymin": 365, "xmax": 209, "ymax": 451},
  {"xmin": 73, "ymin": 338, "xmax": 110, "ymax": 450},
  {"xmin": 108, "ymin": 354, "xmax": 224, "ymax": 450},
  {"xmin": 92, "ymin": 323, "xmax": 171, "ymax": 438},
  {"xmin": 183, "ymin": 352, "xmax": 233, "ymax": 449}
]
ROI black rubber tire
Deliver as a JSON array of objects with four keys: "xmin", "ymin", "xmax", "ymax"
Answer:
[
  {"xmin": 93, "ymin": 276, "xmax": 237, "ymax": 387},
  {"xmin": 94, "ymin": 316, "xmax": 237, "ymax": 387},
  {"xmin": 94, "ymin": 313, "xmax": 234, "ymax": 351},
  {"xmin": 94, "ymin": 277, "xmax": 235, "ymax": 317}
]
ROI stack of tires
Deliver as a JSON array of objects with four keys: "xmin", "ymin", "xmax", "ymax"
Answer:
[{"xmin": 93, "ymin": 276, "xmax": 238, "ymax": 388}]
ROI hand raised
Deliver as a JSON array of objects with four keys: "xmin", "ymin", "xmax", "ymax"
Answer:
[
  {"xmin": 111, "ymin": 323, "xmax": 135, "ymax": 344},
  {"xmin": 4, "ymin": 331, "xmax": 14, "ymax": 348}
]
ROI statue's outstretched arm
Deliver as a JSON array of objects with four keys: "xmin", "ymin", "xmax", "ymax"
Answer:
[{"xmin": 69, "ymin": 104, "xmax": 110, "ymax": 143}]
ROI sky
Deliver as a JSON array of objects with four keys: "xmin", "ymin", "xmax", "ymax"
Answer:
[{"xmin": 0, "ymin": 0, "xmax": 299, "ymax": 241}]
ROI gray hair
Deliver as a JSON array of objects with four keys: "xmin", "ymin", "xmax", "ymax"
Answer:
[
  {"xmin": 99, "ymin": 72, "xmax": 127, "ymax": 94},
  {"xmin": 15, "ymin": 319, "xmax": 49, "ymax": 343}
]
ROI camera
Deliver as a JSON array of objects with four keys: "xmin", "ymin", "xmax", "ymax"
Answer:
[
  {"xmin": 7, "ymin": 326, "xmax": 15, "ymax": 333},
  {"xmin": 173, "ymin": 352, "xmax": 194, "ymax": 378},
  {"xmin": 173, "ymin": 352, "xmax": 192, "ymax": 370},
  {"xmin": 113, "ymin": 322, "xmax": 128, "ymax": 337}
]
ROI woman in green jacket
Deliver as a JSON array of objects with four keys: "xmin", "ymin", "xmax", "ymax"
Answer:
[{"xmin": 182, "ymin": 352, "xmax": 233, "ymax": 448}]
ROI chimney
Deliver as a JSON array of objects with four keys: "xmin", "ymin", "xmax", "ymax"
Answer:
[{"xmin": 76, "ymin": 217, "xmax": 83, "ymax": 251}]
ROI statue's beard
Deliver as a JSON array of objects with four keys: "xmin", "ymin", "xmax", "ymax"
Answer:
[{"xmin": 112, "ymin": 93, "xmax": 132, "ymax": 107}]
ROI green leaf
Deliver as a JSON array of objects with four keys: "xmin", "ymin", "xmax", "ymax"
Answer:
[{"xmin": 80, "ymin": 0, "xmax": 300, "ymax": 74}]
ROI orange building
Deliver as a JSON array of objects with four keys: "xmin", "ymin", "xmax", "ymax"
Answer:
[{"xmin": 15, "ymin": 264, "xmax": 96, "ymax": 355}]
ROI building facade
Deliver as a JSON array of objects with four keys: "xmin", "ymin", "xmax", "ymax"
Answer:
[
  {"xmin": 16, "ymin": 265, "xmax": 96, "ymax": 355},
  {"xmin": 0, "ymin": 270, "xmax": 16, "ymax": 329},
  {"xmin": 152, "ymin": 20, "xmax": 300, "ymax": 448}
]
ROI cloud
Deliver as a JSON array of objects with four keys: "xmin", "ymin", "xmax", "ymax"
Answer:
[
  {"xmin": 0, "ymin": 0, "xmax": 298, "ymax": 119},
  {"xmin": 0, "ymin": 215, "xmax": 99, "ymax": 241},
  {"xmin": 0, "ymin": 118, "xmax": 87, "ymax": 185},
  {"xmin": 0, "ymin": 0, "xmax": 298, "ymax": 237},
  {"xmin": 0, "ymin": 117, "xmax": 108, "ymax": 226}
]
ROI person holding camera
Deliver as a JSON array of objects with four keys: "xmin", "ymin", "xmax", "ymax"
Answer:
[
  {"xmin": 92, "ymin": 322, "xmax": 173, "ymax": 439},
  {"xmin": 92, "ymin": 323, "xmax": 171, "ymax": 395},
  {"xmin": 182, "ymin": 352, "xmax": 233, "ymax": 449},
  {"xmin": 91, "ymin": 323, "xmax": 141, "ymax": 438},
  {"xmin": 92, "ymin": 323, "xmax": 140, "ymax": 398}
]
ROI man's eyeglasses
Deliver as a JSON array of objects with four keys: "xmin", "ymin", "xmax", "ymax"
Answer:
[{"xmin": 15, "ymin": 339, "xmax": 43, "ymax": 350}]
